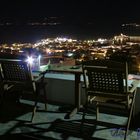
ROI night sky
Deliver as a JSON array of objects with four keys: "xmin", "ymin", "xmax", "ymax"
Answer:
[{"xmin": 0, "ymin": 0, "xmax": 139, "ymax": 43}]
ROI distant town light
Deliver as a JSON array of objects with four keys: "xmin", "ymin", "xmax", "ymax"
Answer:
[{"xmin": 67, "ymin": 52, "xmax": 73, "ymax": 57}]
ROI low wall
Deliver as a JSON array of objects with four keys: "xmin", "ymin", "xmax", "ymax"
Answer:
[{"xmin": 43, "ymin": 73, "xmax": 85, "ymax": 105}]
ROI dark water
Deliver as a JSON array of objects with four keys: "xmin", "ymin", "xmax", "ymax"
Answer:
[
  {"xmin": 0, "ymin": 23, "xmax": 124, "ymax": 44},
  {"xmin": 0, "ymin": 14, "xmax": 139, "ymax": 44}
]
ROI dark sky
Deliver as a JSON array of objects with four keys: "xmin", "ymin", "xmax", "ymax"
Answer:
[
  {"xmin": 0, "ymin": 0, "xmax": 139, "ymax": 20},
  {"xmin": 0, "ymin": 0, "xmax": 139, "ymax": 43}
]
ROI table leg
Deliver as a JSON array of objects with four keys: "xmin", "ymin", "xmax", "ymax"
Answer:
[
  {"xmin": 75, "ymin": 73, "xmax": 81, "ymax": 109},
  {"xmin": 64, "ymin": 73, "xmax": 81, "ymax": 119}
]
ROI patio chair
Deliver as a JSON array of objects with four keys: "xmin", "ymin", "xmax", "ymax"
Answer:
[
  {"xmin": 0, "ymin": 58, "xmax": 47, "ymax": 122},
  {"xmin": 81, "ymin": 59, "xmax": 139, "ymax": 140},
  {"xmin": 0, "ymin": 65, "xmax": 15, "ymax": 104},
  {"xmin": 0, "ymin": 70, "xmax": 3, "ymax": 102}
]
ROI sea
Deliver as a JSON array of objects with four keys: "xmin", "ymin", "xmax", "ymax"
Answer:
[{"xmin": 0, "ymin": 21, "xmax": 138, "ymax": 44}]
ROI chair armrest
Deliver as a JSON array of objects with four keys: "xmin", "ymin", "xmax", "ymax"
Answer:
[
  {"xmin": 129, "ymin": 80, "xmax": 140, "ymax": 93},
  {"xmin": 39, "ymin": 70, "xmax": 48, "ymax": 76},
  {"xmin": 33, "ymin": 70, "xmax": 48, "ymax": 82},
  {"xmin": 33, "ymin": 74, "xmax": 44, "ymax": 82},
  {"xmin": 82, "ymin": 84, "xmax": 86, "ymax": 89}
]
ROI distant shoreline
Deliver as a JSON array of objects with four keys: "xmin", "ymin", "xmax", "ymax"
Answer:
[
  {"xmin": 0, "ymin": 24, "xmax": 139, "ymax": 44},
  {"xmin": 0, "ymin": 26, "xmax": 117, "ymax": 44}
]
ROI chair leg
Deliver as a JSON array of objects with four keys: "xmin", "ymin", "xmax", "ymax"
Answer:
[
  {"xmin": 96, "ymin": 103, "xmax": 99, "ymax": 121},
  {"xmin": 0, "ymin": 86, "xmax": 3, "ymax": 104},
  {"xmin": 124, "ymin": 90, "xmax": 136, "ymax": 140},
  {"xmin": 124, "ymin": 109, "xmax": 133, "ymax": 140},
  {"xmin": 82, "ymin": 107, "xmax": 86, "ymax": 122},
  {"xmin": 0, "ymin": 85, "xmax": 6, "ymax": 106},
  {"xmin": 31, "ymin": 92, "xmax": 39, "ymax": 122},
  {"xmin": 80, "ymin": 105, "xmax": 86, "ymax": 133},
  {"xmin": 31, "ymin": 103, "xmax": 37, "ymax": 122},
  {"xmin": 45, "ymin": 103, "xmax": 47, "ymax": 111},
  {"xmin": 31, "ymin": 100, "xmax": 38, "ymax": 122},
  {"xmin": 43, "ymin": 87, "xmax": 47, "ymax": 111}
]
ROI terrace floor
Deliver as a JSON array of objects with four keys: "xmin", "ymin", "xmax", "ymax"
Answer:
[{"xmin": 0, "ymin": 93, "xmax": 140, "ymax": 140}]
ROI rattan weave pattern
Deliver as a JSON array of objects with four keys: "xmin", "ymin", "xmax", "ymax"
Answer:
[
  {"xmin": 2, "ymin": 62, "xmax": 30, "ymax": 82},
  {"xmin": 87, "ymin": 70, "xmax": 124, "ymax": 93}
]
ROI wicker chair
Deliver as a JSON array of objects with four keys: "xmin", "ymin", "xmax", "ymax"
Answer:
[
  {"xmin": 81, "ymin": 59, "xmax": 139, "ymax": 140},
  {"xmin": 0, "ymin": 58, "xmax": 47, "ymax": 122}
]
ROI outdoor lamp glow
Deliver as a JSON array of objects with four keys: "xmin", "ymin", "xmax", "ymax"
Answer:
[{"xmin": 26, "ymin": 56, "xmax": 34, "ymax": 65}]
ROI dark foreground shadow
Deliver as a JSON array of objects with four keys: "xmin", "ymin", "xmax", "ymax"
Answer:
[
  {"xmin": 0, "ymin": 95, "xmax": 34, "ymax": 123},
  {"xmin": 47, "ymin": 119, "xmax": 106, "ymax": 140},
  {"xmin": 0, "ymin": 119, "xmax": 107, "ymax": 140}
]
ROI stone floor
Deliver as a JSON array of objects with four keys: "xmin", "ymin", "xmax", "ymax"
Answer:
[{"xmin": 0, "ymin": 94, "xmax": 139, "ymax": 140}]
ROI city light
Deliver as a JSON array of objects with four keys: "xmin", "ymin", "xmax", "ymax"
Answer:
[{"xmin": 1, "ymin": 35, "xmax": 140, "ymax": 71}]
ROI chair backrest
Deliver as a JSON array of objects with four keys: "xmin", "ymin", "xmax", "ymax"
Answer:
[
  {"xmin": 0, "ymin": 67, "xmax": 3, "ymax": 90},
  {"xmin": 82, "ymin": 59, "xmax": 129, "ymax": 98},
  {"xmin": 0, "ymin": 68, "xmax": 2, "ymax": 81},
  {"xmin": 0, "ymin": 58, "xmax": 33, "ymax": 85}
]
